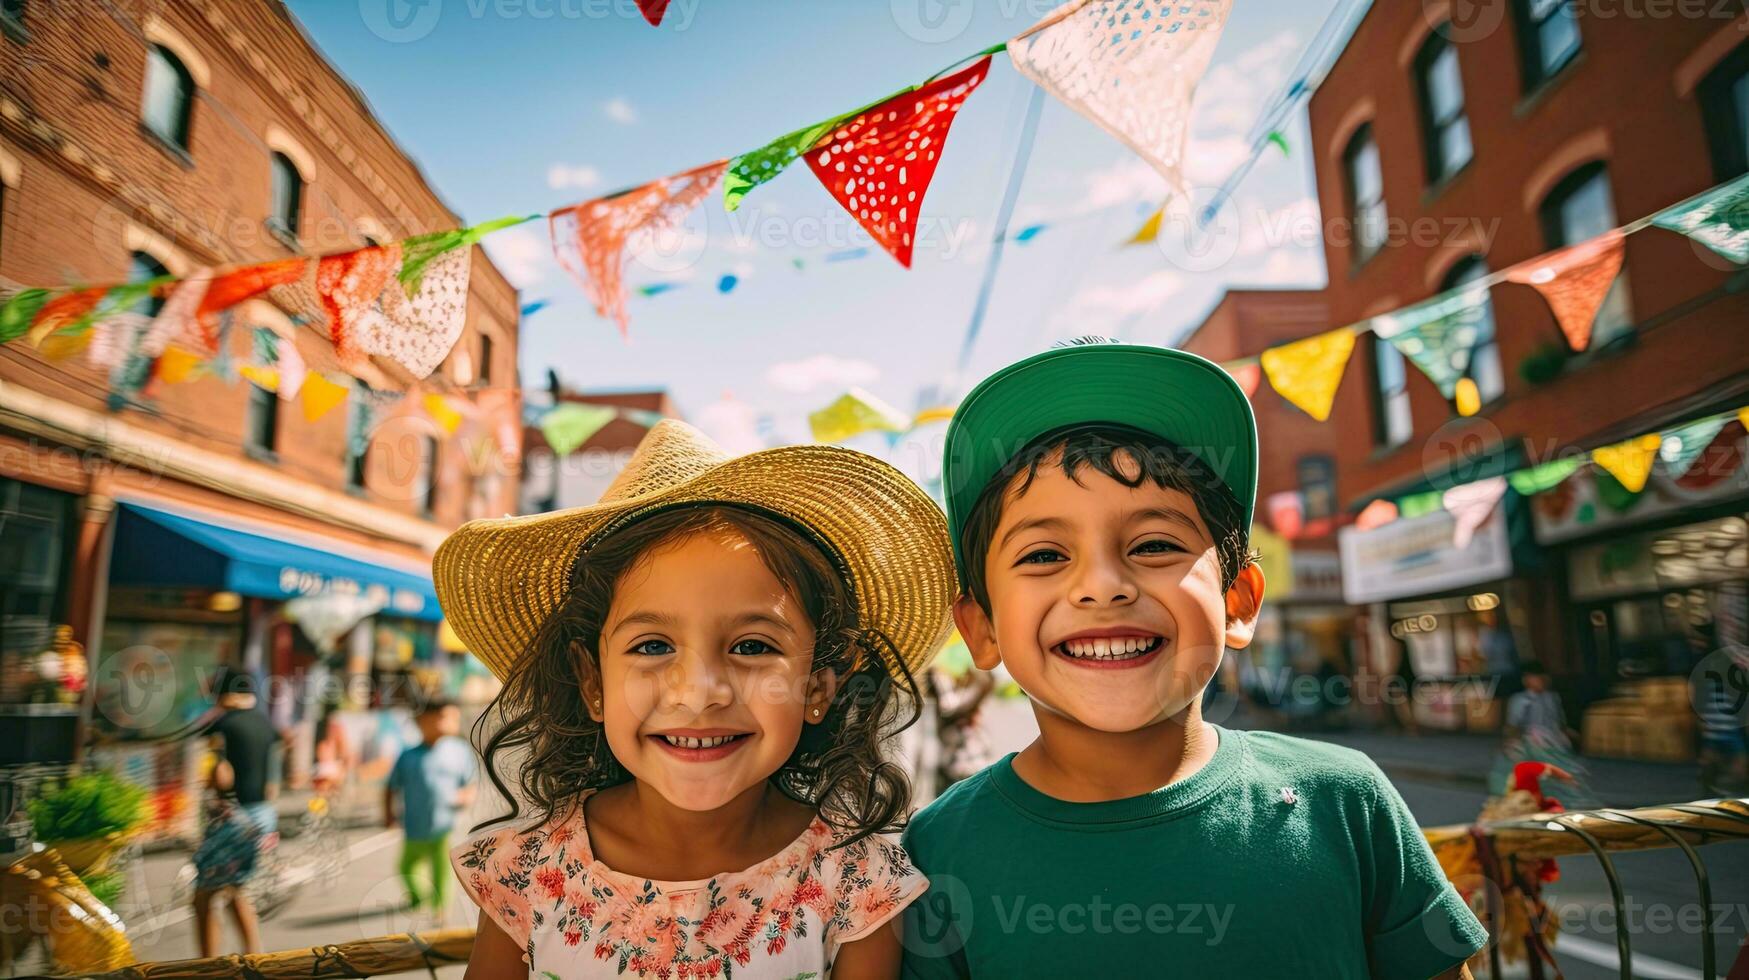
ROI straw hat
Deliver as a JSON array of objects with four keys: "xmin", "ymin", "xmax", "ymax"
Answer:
[{"xmin": 434, "ymin": 420, "xmax": 956, "ymax": 682}]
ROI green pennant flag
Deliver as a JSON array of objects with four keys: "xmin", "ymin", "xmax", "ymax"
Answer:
[
  {"xmin": 1368, "ymin": 286, "xmax": 1490, "ymax": 398},
  {"xmin": 724, "ymin": 116, "xmax": 843, "ymax": 213},
  {"xmin": 0, "ymin": 289, "xmax": 50, "ymax": 343},
  {"xmin": 1266, "ymin": 130, "xmax": 1290, "ymax": 157},
  {"xmin": 1507, "ymin": 457, "xmax": 1583, "ymax": 496},
  {"xmin": 1650, "ymin": 173, "xmax": 1749, "ymax": 265},
  {"xmin": 539, "ymin": 403, "xmax": 616, "ymax": 457},
  {"xmin": 397, "ymin": 214, "xmax": 539, "ymax": 293},
  {"xmin": 1659, "ymin": 415, "xmax": 1730, "ymax": 478},
  {"xmin": 1396, "ymin": 490, "xmax": 1445, "ymax": 519}
]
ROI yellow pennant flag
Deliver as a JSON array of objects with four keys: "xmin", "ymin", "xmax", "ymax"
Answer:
[
  {"xmin": 1739, "ymin": 406, "xmax": 1748, "ymax": 431},
  {"xmin": 1125, "ymin": 207, "xmax": 1164, "ymax": 246},
  {"xmin": 299, "ymin": 373, "xmax": 349, "ymax": 422},
  {"xmin": 1259, "ymin": 326, "xmax": 1357, "ymax": 422},
  {"xmin": 37, "ymin": 329, "xmax": 94, "ymax": 363},
  {"xmin": 156, "ymin": 346, "xmax": 205, "ymax": 385},
  {"xmin": 239, "ymin": 365, "xmax": 280, "ymax": 392},
  {"xmin": 809, "ymin": 388, "xmax": 908, "ymax": 444},
  {"xmin": 423, "ymin": 393, "xmax": 464, "ymax": 436},
  {"xmin": 911, "ymin": 405, "xmax": 956, "ymax": 428},
  {"xmin": 1590, "ymin": 433, "xmax": 1663, "ymax": 494}
]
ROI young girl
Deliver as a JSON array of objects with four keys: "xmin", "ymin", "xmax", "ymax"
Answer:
[{"xmin": 433, "ymin": 421, "xmax": 956, "ymax": 979}]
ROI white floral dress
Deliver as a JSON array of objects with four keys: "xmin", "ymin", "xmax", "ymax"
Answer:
[{"xmin": 450, "ymin": 794, "xmax": 926, "ymax": 979}]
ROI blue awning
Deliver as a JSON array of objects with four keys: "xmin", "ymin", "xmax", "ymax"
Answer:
[{"xmin": 110, "ymin": 501, "xmax": 440, "ymax": 621}]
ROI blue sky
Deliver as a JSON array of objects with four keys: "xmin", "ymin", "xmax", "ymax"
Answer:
[{"xmin": 287, "ymin": 0, "xmax": 1336, "ymax": 472}]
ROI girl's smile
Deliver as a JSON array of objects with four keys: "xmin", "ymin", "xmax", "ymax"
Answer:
[{"xmin": 647, "ymin": 729, "xmax": 755, "ymax": 761}]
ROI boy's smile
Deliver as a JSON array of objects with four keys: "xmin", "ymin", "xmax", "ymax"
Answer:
[{"xmin": 955, "ymin": 448, "xmax": 1261, "ymax": 735}]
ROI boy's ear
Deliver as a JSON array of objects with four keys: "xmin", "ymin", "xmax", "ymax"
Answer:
[
  {"xmin": 803, "ymin": 667, "xmax": 840, "ymax": 725},
  {"xmin": 1223, "ymin": 564, "xmax": 1266, "ymax": 650},
  {"xmin": 574, "ymin": 641, "xmax": 605, "ymax": 723},
  {"xmin": 952, "ymin": 594, "xmax": 1003, "ymax": 671}
]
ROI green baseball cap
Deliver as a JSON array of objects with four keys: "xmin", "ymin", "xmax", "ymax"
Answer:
[{"xmin": 941, "ymin": 340, "xmax": 1258, "ymax": 586}]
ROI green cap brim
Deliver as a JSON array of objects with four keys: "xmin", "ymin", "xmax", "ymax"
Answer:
[{"xmin": 941, "ymin": 344, "xmax": 1258, "ymax": 587}]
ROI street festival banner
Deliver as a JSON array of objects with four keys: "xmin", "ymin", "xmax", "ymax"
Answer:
[{"xmin": 2, "ymin": 2, "xmax": 1747, "ymax": 533}]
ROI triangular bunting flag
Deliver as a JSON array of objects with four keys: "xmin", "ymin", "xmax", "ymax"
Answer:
[
  {"xmin": 1222, "ymin": 359, "xmax": 1262, "ymax": 398},
  {"xmin": 239, "ymin": 365, "xmax": 280, "ymax": 392},
  {"xmin": 154, "ymin": 258, "xmax": 306, "ymax": 357},
  {"xmin": 1398, "ymin": 489, "xmax": 1445, "ymax": 518},
  {"xmin": 155, "ymin": 346, "xmax": 204, "ymax": 385},
  {"xmin": 911, "ymin": 405, "xmax": 957, "ymax": 428},
  {"xmin": 805, "ymin": 57, "xmax": 991, "ymax": 268},
  {"xmin": 423, "ymin": 393, "xmax": 464, "ymax": 436},
  {"xmin": 540, "ymin": 403, "xmax": 617, "ymax": 456},
  {"xmin": 1009, "ymin": 0, "xmax": 1233, "ymax": 194},
  {"xmin": 276, "ymin": 339, "xmax": 307, "ymax": 402},
  {"xmin": 1650, "ymin": 172, "xmax": 1749, "ymax": 265},
  {"xmin": 24, "ymin": 288, "xmax": 105, "ymax": 347},
  {"xmin": 318, "ymin": 244, "xmax": 401, "ymax": 362},
  {"xmin": 1443, "ymin": 476, "xmax": 1506, "ymax": 549},
  {"xmin": 1259, "ymin": 326, "xmax": 1356, "ymax": 422},
  {"xmin": 318, "ymin": 242, "xmax": 469, "ymax": 379},
  {"xmin": 622, "ymin": 408, "xmax": 667, "ymax": 428},
  {"xmin": 1659, "ymin": 416, "xmax": 1730, "ymax": 478},
  {"xmin": 397, "ymin": 214, "xmax": 531, "ymax": 293},
  {"xmin": 299, "ymin": 372, "xmax": 350, "ymax": 422},
  {"xmin": 550, "ymin": 160, "xmax": 729, "ymax": 336},
  {"xmin": 1265, "ymin": 490, "xmax": 1305, "ymax": 539},
  {"xmin": 144, "ymin": 271, "xmax": 213, "ymax": 358},
  {"xmin": 1125, "ymin": 207, "xmax": 1164, "ymax": 246},
  {"xmin": 0, "ymin": 289, "xmax": 50, "ymax": 343},
  {"xmin": 636, "ymin": 0, "xmax": 670, "ymax": 26},
  {"xmin": 1590, "ymin": 433, "xmax": 1663, "ymax": 494},
  {"xmin": 1369, "ymin": 287, "xmax": 1490, "ymax": 398},
  {"xmin": 725, "ymin": 116, "xmax": 841, "ymax": 212},
  {"xmin": 1505, "ymin": 230, "xmax": 1625, "ymax": 352},
  {"xmin": 808, "ymin": 388, "xmax": 909, "ymax": 443},
  {"xmin": 1507, "ymin": 457, "xmax": 1582, "ymax": 496},
  {"xmin": 1355, "ymin": 498, "xmax": 1398, "ymax": 530}
]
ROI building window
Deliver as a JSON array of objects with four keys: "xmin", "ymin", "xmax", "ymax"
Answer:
[
  {"xmin": 245, "ymin": 381, "xmax": 277, "ymax": 455},
  {"xmin": 141, "ymin": 44, "xmax": 194, "ymax": 151},
  {"xmin": 1700, "ymin": 42, "xmax": 1749, "ymax": 181},
  {"xmin": 1298, "ymin": 456, "xmax": 1336, "ymax": 521},
  {"xmin": 1442, "ymin": 256, "xmax": 1504, "ymax": 406},
  {"xmin": 1, "ymin": 0, "xmax": 25, "ymax": 43},
  {"xmin": 417, "ymin": 436, "xmax": 439, "ymax": 514},
  {"xmin": 1344, "ymin": 125, "xmax": 1388, "ymax": 265},
  {"xmin": 344, "ymin": 396, "xmax": 369, "ymax": 491},
  {"xmin": 478, "ymin": 334, "xmax": 493, "ymax": 387},
  {"xmin": 268, "ymin": 152, "xmax": 302, "ymax": 241},
  {"xmin": 1414, "ymin": 31, "xmax": 1472, "ymax": 184},
  {"xmin": 128, "ymin": 252, "xmax": 169, "ymax": 317},
  {"xmin": 1372, "ymin": 336, "xmax": 1412, "ymax": 448},
  {"xmin": 1540, "ymin": 162, "xmax": 1633, "ymax": 349},
  {"xmin": 1514, "ymin": 0, "xmax": 1581, "ymax": 91}
]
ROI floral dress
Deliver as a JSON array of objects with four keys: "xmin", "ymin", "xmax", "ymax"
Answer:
[{"xmin": 450, "ymin": 794, "xmax": 926, "ymax": 979}]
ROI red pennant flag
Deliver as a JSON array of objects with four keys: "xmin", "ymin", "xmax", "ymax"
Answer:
[
  {"xmin": 805, "ymin": 57, "xmax": 991, "ymax": 268},
  {"xmin": 636, "ymin": 0, "xmax": 670, "ymax": 25},
  {"xmin": 1223, "ymin": 360, "xmax": 1262, "ymax": 398},
  {"xmin": 1505, "ymin": 230, "xmax": 1625, "ymax": 353},
  {"xmin": 149, "ymin": 258, "xmax": 306, "ymax": 357},
  {"xmin": 549, "ymin": 160, "xmax": 728, "ymax": 336},
  {"xmin": 317, "ymin": 245, "xmax": 402, "ymax": 363}
]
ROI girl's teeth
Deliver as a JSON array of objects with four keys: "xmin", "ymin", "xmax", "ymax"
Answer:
[{"xmin": 663, "ymin": 735, "xmax": 739, "ymax": 748}]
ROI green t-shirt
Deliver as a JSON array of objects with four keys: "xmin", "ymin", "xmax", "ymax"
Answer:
[{"xmin": 900, "ymin": 727, "xmax": 1485, "ymax": 979}]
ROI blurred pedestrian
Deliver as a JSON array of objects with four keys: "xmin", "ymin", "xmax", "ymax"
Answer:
[
  {"xmin": 191, "ymin": 666, "xmax": 280, "ymax": 957},
  {"xmin": 1493, "ymin": 660, "xmax": 1591, "ymax": 805},
  {"xmin": 384, "ymin": 698, "xmax": 475, "ymax": 922},
  {"xmin": 928, "ymin": 665, "xmax": 996, "ymax": 791},
  {"xmin": 1691, "ymin": 624, "xmax": 1749, "ymax": 796}
]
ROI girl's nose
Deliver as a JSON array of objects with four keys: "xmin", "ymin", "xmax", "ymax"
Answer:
[{"xmin": 665, "ymin": 650, "xmax": 734, "ymax": 714}]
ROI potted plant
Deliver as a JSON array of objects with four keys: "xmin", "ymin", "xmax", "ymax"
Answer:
[{"xmin": 25, "ymin": 770, "xmax": 148, "ymax": 881}]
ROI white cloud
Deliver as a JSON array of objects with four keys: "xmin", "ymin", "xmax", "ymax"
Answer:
[
  {"xmin": 480, "ymin": 225, "xmax": 549, "ymax": 289},
  {"xmin": 602, "ymin": 97, "xmax": 638, "ymax": 125},
  {"xmin": 1183, "ymin": 134, "xmax": 1254, "ymax": 188},
  {"xmin": 1055, "ymin": 269, "xmax": 1185, "ymax": 333},
  {"xmin": 1246, "ymin": 248, "xmax": 1326, "ymax": 286},
  {"xmin": 546, "ymin": 163, "xmax": 602, "ymax": 191},
  {"xmin": 1191, "ymin": 31, "xmax": 1300, "ymax": 136},
  {"xmin": 764, "ymin": 354, "xmax": 880, "ymax": 394},
  {"xmin": 695, "ymin": 393, "xmax": 764, "ymax": 454}
]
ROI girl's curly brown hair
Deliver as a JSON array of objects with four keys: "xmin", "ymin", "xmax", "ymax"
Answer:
[{"xmin": 474, "ymin": 504, "xmax": 921, "ymax": 847}]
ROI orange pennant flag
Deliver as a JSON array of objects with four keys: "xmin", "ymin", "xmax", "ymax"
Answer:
[
  {"xmin": 1505, "ymin": 230, "xmax": 1625, "ymax": 353},
  {"xmin": 299, "ymin": 373, "xmax": 350, "ymax": 422},
  {"xmin": 1223, "ymin": 359, "xmax": 1263, "ymax": 398},
  {"xmin": 1259, "ymin": 326, "xmax": 1357, "ymax": 422},
  {"xmin": 156, "ymin": 346, "xmax": 205, "ymax": 385}
]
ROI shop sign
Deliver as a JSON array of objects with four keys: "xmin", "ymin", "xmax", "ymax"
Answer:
[
  {"xmin": 1339, "ymin": 504, "xmax": 1512, "ymax": 604},
  {"xmin": 275, "ymin": 566, "xmax": 427, "ymax": 615},
  {"xmin": 1288, "ymin": 551, "xmax": 1343, "ymax": 602}
]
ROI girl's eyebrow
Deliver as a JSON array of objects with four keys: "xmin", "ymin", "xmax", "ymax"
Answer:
[
  {"xmin": 608, "ymin": 609, "xmax": 682, "ymax": 632},
  {"xmin": 725, "ymin": 611, "xmax": 796, "ymax": 634}
]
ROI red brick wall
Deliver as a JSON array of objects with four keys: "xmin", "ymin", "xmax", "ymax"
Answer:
[{"xmin": 1305, "ymin": 7, "xmax": 1749, "ymax": 506}]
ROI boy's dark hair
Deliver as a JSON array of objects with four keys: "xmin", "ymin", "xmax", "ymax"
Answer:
[
  {"xmin": 959, "ymin": 423, "xmax": 1256, "ymax": 613},
  {"xmin": 417, "ymin": 697, "xmax": 456, "ymax": 718},
  {"xmin": 211, "ymin": 665, "xmax": 256, "ymax": 698},
  {"xmin": 1519, "ymin": 660, "xmax": 1548, "ymax": 676},
  {"xmin": 476, "ymin": 505, "xmax": 919, "ymax": 847}
]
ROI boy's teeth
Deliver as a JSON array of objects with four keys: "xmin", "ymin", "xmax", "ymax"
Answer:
[
  {"xmin": 662, "ymin": 735, "xmax": 740, "ymax": 748},
  {"xmin": 1060, "ymin": 637, "xmax": 1162, "ymax": 660}
]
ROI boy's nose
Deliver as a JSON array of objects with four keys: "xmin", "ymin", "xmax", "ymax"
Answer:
[{"xmin": 1070, "ymin": 555, "xmax": 1137, "ymax": 607}]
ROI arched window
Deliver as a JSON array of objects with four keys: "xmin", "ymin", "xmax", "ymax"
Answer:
[
  {"xmin": 1343, "ymin": 124, "xmax": 1388, "ymax": 265},
  {"xmin": 1514, "ymin": 0, "xmax": 1581, "ymax": 91},
  {"xmin": 1539, "ymin": 162, "xmax": 1633, "ymax": 349},
  {"xmin": 1700, "ymin": 41, "xmax": 1749, "ymax": 181},
  {"xmin": 1414, "ymin": 30, "xmax": 1471, "ymax": 184},
  {"xmin": 128, "ymin": 251, "xmax": 170, "ymax": 318},
  {"xmin": 141, "ymin": 44, "xmax": 194, "ymax": 151},
  {"xmin": 269, "ymin": 151, "xmax": 303, "ymax": 240},
  {"xmin": 1441, "ymin": 256, "xmax": 1504, "ymax": 406}
]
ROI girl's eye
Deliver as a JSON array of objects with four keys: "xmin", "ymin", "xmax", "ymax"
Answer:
[
  {"xmin": 1132, "ymin": 539, "xmax": 1184, "ymax": 556},
  {"xmin": 1017, "ymin": 548, "xmax": 1067, "ymax": 566},
  {"xmin": 629, "ymin": 639, "xmax": 674, "ymax": 657},
  {"xmin": 730, "ymin": 639, "xmax": 778, "ymax": 657}
]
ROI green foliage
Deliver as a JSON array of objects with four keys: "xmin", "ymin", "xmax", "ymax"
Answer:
[
  {"xmin": 82, "ymin": 869, "xmax": 124, "ymax": 908},
  {"xmin": 26, "ymin": 770, "xmax": 148, "ymax": 843}
]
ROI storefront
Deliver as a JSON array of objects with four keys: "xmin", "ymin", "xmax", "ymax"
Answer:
[
  {"xmin": 1242, "ymin": 533, "xmax": 1360, "ymax": 728},
  {"xmin": 0, "ymin": 477, "xmax": 82, "ymax": 768}
]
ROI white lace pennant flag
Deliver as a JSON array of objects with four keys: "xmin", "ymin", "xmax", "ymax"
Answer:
[{"xmin": 1008, "ymin": 0, "xmax": 1233, "ymax": 196}]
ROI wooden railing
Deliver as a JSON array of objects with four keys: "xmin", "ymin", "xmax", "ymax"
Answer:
[{"xmin": 43, "ymin": 797, "xmax": 1749, "ymax": 980}]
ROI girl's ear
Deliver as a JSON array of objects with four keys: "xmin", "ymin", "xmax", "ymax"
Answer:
[
  {"xmin": 574, "ymin": 640, "xmax": 605, "ymax": 723},
  {"xmin": 953, "ymin": 595, "xmax": 1002, "ymax": 671},
  {"xmin": 803, "ymin": 665, "xmax": 840, "ymax": 725},
  {"xmin": 1223, "ymin": 564, "xmax": 1266, "ymax": 650}
]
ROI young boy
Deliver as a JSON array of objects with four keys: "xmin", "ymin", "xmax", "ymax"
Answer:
[
  {"xmin": 902, "ymin": 340, "xmax": 1486, "ymax": 978},
  {"xmin": 385, "ymin": 698, "xmax": 477, "ymax": 919}
]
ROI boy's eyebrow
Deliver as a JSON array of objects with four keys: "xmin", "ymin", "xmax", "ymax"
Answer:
[
  {"xmin": 997, "ymin": 515, "xmax": 1071, "ymax": 549},
  {"xmin": 1130, "ymin": 506, "xmax": 1203, "ymax": 534}
]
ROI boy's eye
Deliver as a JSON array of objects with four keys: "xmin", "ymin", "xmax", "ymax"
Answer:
[
  {"xmin": 1131, "ymin": 539, "xmax": 1184, "ymax": 556},
  {"xmin": 629, "ymin": 639, "xmax": 674, "ymax": 657},
  {"xmin": 1017, "ymin": 548, "xmax": 1067, "ymax": 566},
  {"xmin": 730, "ymin": 639, "xmax": 778, "ymax": 657}
]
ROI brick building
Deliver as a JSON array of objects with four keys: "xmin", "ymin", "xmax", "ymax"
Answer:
[
  {"xmin": 0, "ymin": 0, "xmax": 520, "ymax": 809},
  {"xmin": 1303, "ymin": 4, "xmax": 1749, "ymax": 740}
]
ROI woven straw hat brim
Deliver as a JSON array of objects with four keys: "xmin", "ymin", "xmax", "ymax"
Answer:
[{"xmin": 433, "ymin": 445, "xmax": 956, "ymax": 683}]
